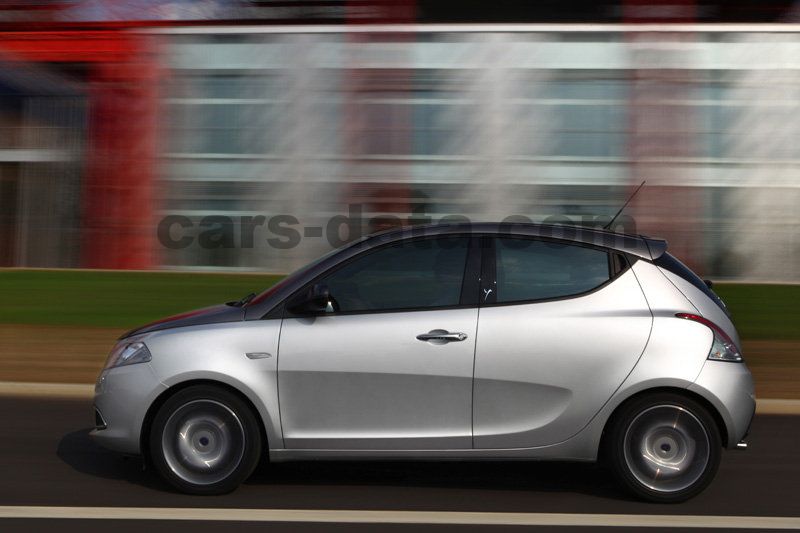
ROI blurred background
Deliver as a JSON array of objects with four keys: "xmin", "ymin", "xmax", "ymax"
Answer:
[
  {"xmin": 0, "ymin": 1, "xmax": 798, "ymax": 392},
  {"xmin": 0, "ymin": 0, "xmax": 798, "ymax": 278}
]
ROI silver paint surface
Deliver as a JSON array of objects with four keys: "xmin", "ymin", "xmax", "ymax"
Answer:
[{"xmin": 92, "ymin": 231, "xmax": 754, "ymax": 463}]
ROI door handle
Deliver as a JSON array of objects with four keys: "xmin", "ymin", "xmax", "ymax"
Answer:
[{"xmin": 416, "ymin": 329, "xmax": 468, "ymax": 343}]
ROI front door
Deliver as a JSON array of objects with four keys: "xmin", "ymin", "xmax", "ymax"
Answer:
[{"xmin": 278, "ymin": 235, "xmax": 479, "ymax": 450}]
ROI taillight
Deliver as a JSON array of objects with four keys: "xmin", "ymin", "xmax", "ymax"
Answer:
[{"xmin": 675, "ymin": 313, "xmax": 743, "ymax": 363}]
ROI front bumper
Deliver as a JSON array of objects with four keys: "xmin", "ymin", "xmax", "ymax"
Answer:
[
  {"xmin": 689, "ymin": 360, "xmax": 756, "ymax": 449},
  {"xmin": 91, "ymin": 362, "xmax": 167, "ymax": 455}
]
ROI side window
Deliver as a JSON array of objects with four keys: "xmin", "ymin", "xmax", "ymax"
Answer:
[
  {"xmin": 494, "ymin": 237, "xmax": 611, "ymax": 303},
  {"xmin": 321, "ymin": 236, "xmax": 469, "ymax": 313}
]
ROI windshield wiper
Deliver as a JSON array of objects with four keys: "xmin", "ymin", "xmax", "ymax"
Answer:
[{"xmin": 226, "ymin": 292, "xmax": 256, "ymax": 307}]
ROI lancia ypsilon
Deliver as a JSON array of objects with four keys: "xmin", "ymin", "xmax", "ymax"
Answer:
[{"xmin": 92, "ymin": 223, "xmax": 754, "ymax": 502}]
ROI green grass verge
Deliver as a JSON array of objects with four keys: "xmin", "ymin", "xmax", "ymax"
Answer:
[
  {"xmin": 713, "ymin": 284, "xmax": 800, "ymax": 341},
  {"xmin": 0, "ymin": 270, "xmax": 283, "ymax": 329},
  {"xmin": 0, "ymin": 270, "xmax": 797, "ymax": 340}
]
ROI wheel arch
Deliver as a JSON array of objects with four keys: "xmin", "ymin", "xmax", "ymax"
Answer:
[
  {"xmin": 140, "ymin": 378, "xmax": 270, "ymax": 467},
  {"xmin": 599, "ymin": 386, "xmax": 729, "ymax": 454}
]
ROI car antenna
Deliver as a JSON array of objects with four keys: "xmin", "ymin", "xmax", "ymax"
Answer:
[{"xmin": 603, "ymin": 180, "xmax": 646, "ymax": 230}]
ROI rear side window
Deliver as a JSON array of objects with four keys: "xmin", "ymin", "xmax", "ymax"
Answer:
[
  {"xmin": 653, "ymin": 253, "xmax": 729, "ymax": 315},
  {"xmin": 494, "ymin": 238, "xmax": 611, "ymax": 303}
]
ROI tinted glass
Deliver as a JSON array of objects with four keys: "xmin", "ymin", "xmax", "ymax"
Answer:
[
  {"xmin": 322, "ymin": 237, "xmax": 469, "ymax": 313},
  {"xmin": 654, "ymin": 252, "xmax": 730, "ymax": 316},
  {"xmin": 495, "ymin": 238, "xmax": 610, "ymax": 303}
]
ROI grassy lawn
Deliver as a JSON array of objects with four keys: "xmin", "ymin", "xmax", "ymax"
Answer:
[
  {"xmin": 0, "ymin": 270, "xmax": 797, "ymax": 340},
  {"xmin": 0, "ymin": 270, "xmax": 282, "ymax": 329},
  {"xmin": 713, "ymin": 284, "xmax": 800, "ymax": 341}
]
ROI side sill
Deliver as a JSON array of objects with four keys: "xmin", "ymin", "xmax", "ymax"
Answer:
[{"xmin": 268, "ymin": 449, "xmax": 596, "ymax": 463}]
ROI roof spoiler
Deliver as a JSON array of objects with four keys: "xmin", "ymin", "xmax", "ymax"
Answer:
[{"xmin": 643, "ymin": 238, "xmax": 668, "ymax": 260}]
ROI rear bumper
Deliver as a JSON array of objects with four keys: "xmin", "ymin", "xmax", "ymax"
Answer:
[
  {"xmin": 689, "ymin": 360, "xmax": 755, "ymax": 449},
  {"xmin": 90, "ymin": 363, "xmax": 167, "ymax": 455}
]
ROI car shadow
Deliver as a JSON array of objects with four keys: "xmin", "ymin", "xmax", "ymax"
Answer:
[
  {"xmin": 56, "ymin": 428, "xmax": 167, "ymax": 491},
  {"xmin": 58, "ymin": 428, "xmax": 630, "ymax": 500},
  {"xmin": 247, "ymin": 459, "xmax": 628, "ymax": 499}
]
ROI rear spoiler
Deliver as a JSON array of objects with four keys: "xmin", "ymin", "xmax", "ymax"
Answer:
[{"xmin": 643, "ymin": 238, "xmax": 668, "ymax": 260}]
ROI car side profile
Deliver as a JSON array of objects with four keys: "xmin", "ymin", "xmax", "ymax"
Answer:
[{"xmin": 92, "ymin": 222, "xmax": 755, "ymax": 502}]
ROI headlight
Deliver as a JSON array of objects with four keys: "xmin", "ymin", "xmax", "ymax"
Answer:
[
  {"xmin": 675, "ymin": 313, "xmax": 743, "ymax": 362},
  {"xmin": 104, "ymin": 341, "xmax": 152, "ymax": 369}
]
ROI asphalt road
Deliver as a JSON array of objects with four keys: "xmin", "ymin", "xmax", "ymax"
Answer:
[{"xmin": 1, "ymin": 396, "xmax": 798, "ymax": 532}]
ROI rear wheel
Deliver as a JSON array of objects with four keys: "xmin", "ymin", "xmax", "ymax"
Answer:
[
  {"xmin": 606, "ymin": 392, "xmax": 722, "ymax": 503},
  {"xmin": 149, "ymin": 385, "xmax": 262, "ymax": 494}
]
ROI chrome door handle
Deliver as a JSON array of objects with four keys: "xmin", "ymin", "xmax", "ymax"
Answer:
[{"xmin": 416, "ymin": 329, "xmax": 468, "ymax": 343}]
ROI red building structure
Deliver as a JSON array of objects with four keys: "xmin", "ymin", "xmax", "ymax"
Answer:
[{"xmin": 0, "ymin": 26, "xmax": 158, "ymax": 268}]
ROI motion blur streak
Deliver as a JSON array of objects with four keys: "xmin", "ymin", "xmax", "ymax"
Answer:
[
  {"xmin": 155, "ymin": 26, "xmax": 800, "ymax": 278},
  {"xmin": 0, "ymin": 7, "xmax": 798, "ymax": 280}
]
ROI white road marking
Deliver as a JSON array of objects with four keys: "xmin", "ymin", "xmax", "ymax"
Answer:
[{"xmin": 0, "ymin": 507, "xmax": 799, "ymax": 529}]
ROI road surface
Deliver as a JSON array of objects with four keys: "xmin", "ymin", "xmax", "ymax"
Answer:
[{"xmin": 1, "ymin": 396, "xmax": 798, "ymax": 531}]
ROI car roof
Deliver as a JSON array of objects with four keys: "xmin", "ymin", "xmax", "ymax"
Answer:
[{"xmin": 364, "ymin": 222, "xmax": 667, "ymax": 260}]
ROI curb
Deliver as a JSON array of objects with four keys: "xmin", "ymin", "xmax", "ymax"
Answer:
[
  {"xmin": 0, "ymin": 381, "xmax": 94, "ymax": 399},
  {"xmin": 754, "ymin": 398, "xmax": 800, "ymax": 415},
  {"xmin": 0, "ymin": 381, "xmax": 799, "ymax": 415}
]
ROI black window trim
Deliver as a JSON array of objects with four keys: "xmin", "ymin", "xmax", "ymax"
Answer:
[
  {"xmin": 480, "ymin": 235, "xmax": 497, "ymax": 305},
  {"xmin": 480, "ymin": 234, "xmax": 633, "ymax": 308},
  {"xmin": 281, "ymin": 233, "xmax": 483, "ymax": 318},
  {"xmin": 649, "ymin": 252, "xmax": 730, "ymax": 317}
]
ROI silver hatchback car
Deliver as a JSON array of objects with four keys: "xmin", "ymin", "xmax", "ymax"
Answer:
[{"xmin": 92, "ymin": 223, "xmax": 754, "ymax": 502}]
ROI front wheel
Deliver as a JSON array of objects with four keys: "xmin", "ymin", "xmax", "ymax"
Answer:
[
  {"xmin": 606, "ymin": 393, "xmax": 722, "ymax": 503},
  {"xmin": 149, "ymin": 385, "xmax": 262, "ymax": 494}
]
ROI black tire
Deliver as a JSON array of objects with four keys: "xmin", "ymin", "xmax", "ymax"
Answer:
[
  {"xmin": 605, "ymin": 392, "xmax": 722, "ymax": 503},
  {"xmin": 149, "ymin": 385, "xmax": 262, "ymax": 495}
]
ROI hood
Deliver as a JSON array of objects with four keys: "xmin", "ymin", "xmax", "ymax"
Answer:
[{"xmin": 120, "ymin": 303, "xmax": 246, "ymax": 339}]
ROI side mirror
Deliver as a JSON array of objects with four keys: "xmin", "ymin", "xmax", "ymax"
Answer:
[{"xmin": 287, "ymin": 283, "xmax": 332, "ymax": 315}]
